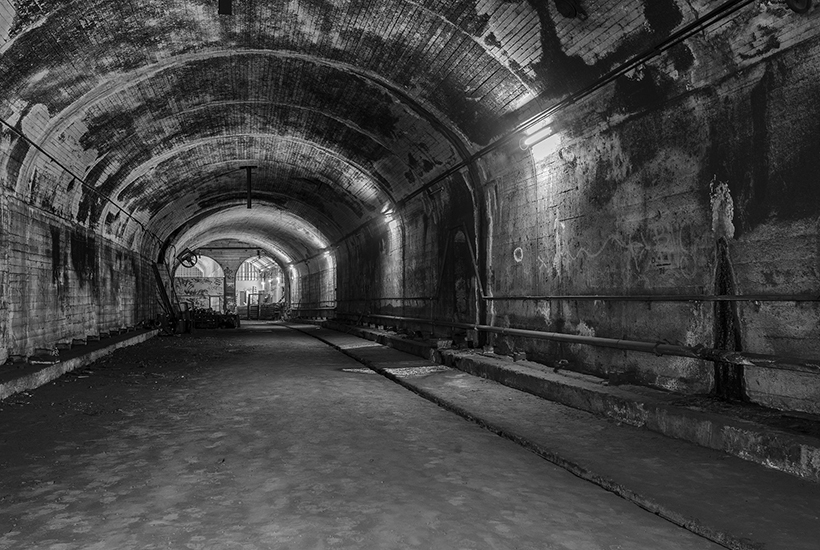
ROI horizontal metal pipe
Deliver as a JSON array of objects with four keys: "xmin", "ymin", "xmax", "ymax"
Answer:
[
  {"xmin": 340, "ymin": 313, "xmax": 820, "ymax": 376},
  {"xmin": 330, "ymin": 294, "xmax": 819, "ymax": 303},
  {"xmin": 334, "ymin": 297, "xmax": 433, "ymax": 302},
  {"xmin": 483, "ymin": 294, "xmax": 820, "ymax": 302}
]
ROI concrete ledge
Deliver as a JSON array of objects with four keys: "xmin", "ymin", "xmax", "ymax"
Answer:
[
  {"xmin": 323, "ymin": 320, "xmax": 435, "ymax": 360},
  {"xmin": 0, "ymin": 330, "xmax": 159, "ymax": 401},
  {"xmin": 323, "ymin": 321, "xmax": 820, "ymax": 483},
  {"xmin": 444, "ymin": 350, "xmax": 820, "ymax": 483}
]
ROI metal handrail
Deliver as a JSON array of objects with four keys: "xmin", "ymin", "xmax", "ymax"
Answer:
[
  {"xmin": 483, "ymin": 294, "xmax": 820, "ymax": 302},
  {"xmin": 333, "ymin": 312, "xmax": 820, "ymax": 376},
  {"xmin": 333, "ymin": 294, "xmax": 818, "ymax": 303}
]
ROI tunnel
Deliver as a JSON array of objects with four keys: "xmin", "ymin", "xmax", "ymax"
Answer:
[{"xmin": 1, "ymin": 1, "xmax": 819, "ymax": 548}]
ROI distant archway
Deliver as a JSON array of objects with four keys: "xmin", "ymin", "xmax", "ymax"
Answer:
[
  {"xmin": 236, "ymin": 255, "xmax": 285, "ymax": 319},
  {"xmin": 174, "ymin": 255, "xmax": 225, "ymax": 310}
]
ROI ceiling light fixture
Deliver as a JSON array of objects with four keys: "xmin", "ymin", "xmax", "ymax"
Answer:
[{"xmin": 521, "ymin": 126, "xmax": 554, "ymax": 148}]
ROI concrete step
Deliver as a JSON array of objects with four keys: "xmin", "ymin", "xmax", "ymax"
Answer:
[
  {"xmin": 295, "ymin": 321, "xmax": 820, "ymax": 550},
  {"xmin": 0, "ymin": 330, "xmax": 159, "ymax": 401}
]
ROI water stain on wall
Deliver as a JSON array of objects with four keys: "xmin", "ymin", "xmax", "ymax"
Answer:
[{"xmin": 70, "ymin": 231, "xmax": 98, "ymax": 290}]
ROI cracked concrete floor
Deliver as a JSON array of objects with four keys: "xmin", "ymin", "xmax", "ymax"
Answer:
[{"xmin": 0, "ymin": 322, "xmax": 722, "ymax": 549}]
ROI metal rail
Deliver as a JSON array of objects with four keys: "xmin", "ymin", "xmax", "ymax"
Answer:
[
  {"xmin": 333, "ymin": 294, "xmax": 819, "ymax": 303},
  {"xmin": 483, "ymin": 294, "xmax": 820, "ymax": 302},
  {"xmin": 332, "ymin": 312, "xmax": 820, "ymax": 376}
]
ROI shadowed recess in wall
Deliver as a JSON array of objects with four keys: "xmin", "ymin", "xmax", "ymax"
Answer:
[{"xmin": 713, "ymin": 237, "xmax": 744, "ymax": 402}]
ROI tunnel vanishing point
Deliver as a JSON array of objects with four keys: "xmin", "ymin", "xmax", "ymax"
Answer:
[{"xmin": 1, "ymin": 2, "xmax": 819, "ymax": 419}]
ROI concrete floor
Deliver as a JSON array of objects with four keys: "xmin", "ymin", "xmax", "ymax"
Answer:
[{"xmin": 0, "ymin": 322, "xmax": 722, "ymax": 549}]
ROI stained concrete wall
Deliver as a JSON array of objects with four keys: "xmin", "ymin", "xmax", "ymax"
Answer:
[
  {"xmin": 336, "ymin": 170, "xmax": 481, "ymax": 334},
  {"xmin": 336, "ymin": 218, "xmax": 404, "ymax": 315},
  {"xmin": 336, "ymin": 7, "xmax": 820, "ymax": 415},
  {"xmin": 0, "ymin": 197, "xmax": 155, "ymax": 360},
  {"xmin": 290, "ymin": 254, "xmax": 337, "ymax": 313},
  {"xmin": 478, "ymin": 26, "xmax": 820, "ymax": 413},
  {"xmin": 0, "ymin": 109, "xmax": 157, "ymax": 360}
]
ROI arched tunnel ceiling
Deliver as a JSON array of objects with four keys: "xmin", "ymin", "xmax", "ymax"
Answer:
[
  {"xmin": 173, "ymin": 205, "xmax": 330, "ymax": 267},
  {"xmin": 0, "ymin": 0, "xmax": 699, "ymax": 264}
]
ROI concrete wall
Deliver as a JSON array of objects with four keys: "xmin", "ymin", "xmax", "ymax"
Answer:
[
  {"xmin": 336, "ymin": 170, "xmax": 481, "ymax": 337},
  {"xmin": 0, "ymin": 196, "xmax": 155, "ymax": 360},
  {"xmin": 291, "ymin": 254, "xmax": 337, "ymax": 312},
  {"xmin": 478, "ymin": 25, "xmax": 820, "ymax": 413},
  {"xmin": 335, "ymin": 8, "xmax": 820, "ymax": 414},
  {"xmin": 0, "ymin": 111, "xmax": 157, "ymax": 361},
  {"xmin": 337, "ymin": 217, "xmax": 404, "ymax": 316}
]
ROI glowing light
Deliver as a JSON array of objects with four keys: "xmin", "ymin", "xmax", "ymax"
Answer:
[
  {"xmin": 529, "ymin": 133, "xmax": 562, "ymax": 161},
  {"xmin": 383, "ymin": 207, "xmax": 396, "ymax": 225},
  {"xmin": 523, "ymin": 126, "xmax": 553, "ymax": 147},
  {"xmin": 524, "ymin": 119, "xmax": 550, "ymax": 137}
]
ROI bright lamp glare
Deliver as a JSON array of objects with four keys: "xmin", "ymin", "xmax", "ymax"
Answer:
[
  {"xmin": 524, "ymin": 120, "xmax": 550, "ymax": 136},
  {"xmin": 529, "ymin": 134, "xmax": 562, "ymax": 161},
  {"xmin": 523, "ymin": 126, "xmax": 553, "ymax": 147}
]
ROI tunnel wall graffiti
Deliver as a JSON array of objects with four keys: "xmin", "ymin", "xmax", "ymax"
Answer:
[
  {"xmin": 480, "ymin": 24, "xmax": 820, "ymax": 413},
  {"xmin": 174, "ymin": 277, "xmax": 224, "ymax": 310}
]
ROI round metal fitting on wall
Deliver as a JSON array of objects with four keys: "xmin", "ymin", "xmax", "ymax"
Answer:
[
  {"xmin": 786, "ymin": 0, "xmax": 812, "ymax": 14},
  {"xmin": 553, "ymin": 0, "xmax": 588, "ymax": 20}
]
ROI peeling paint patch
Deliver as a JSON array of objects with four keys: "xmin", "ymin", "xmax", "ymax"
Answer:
[
  {"xmin": 536, "ymin": 301, "xmax": 551, "ymax": 326},
  {"xmin": 709, "ymin": 177, "xmax": 735, "ymax": 240},
  {"xmin": 557, "ymin": 0, "xmax": 647, "ymax": 65},
  {"xmin": 576, "ymin": 320, "xmax": 595, "ymax": 338},
  {"xmin": 28, "ymin": 68, "xmax": 49, "ymax": 85}
]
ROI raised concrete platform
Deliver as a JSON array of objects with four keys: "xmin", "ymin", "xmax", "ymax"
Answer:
[
  {"xmin": 294, "ymin": 321, "xmax": 820, "ymax": 550},
  {"xmin": 321, "ymin": 319, "xmax": 820, "ymax": 483},
  {"xmin": 0, "ymin": 329, "xmax": 159, "ymax": 401}
]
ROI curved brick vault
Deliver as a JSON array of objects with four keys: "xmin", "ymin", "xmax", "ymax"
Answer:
[{"xmin": 0, "ymin": 0, "xmax": 694, "ymax": 265}]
